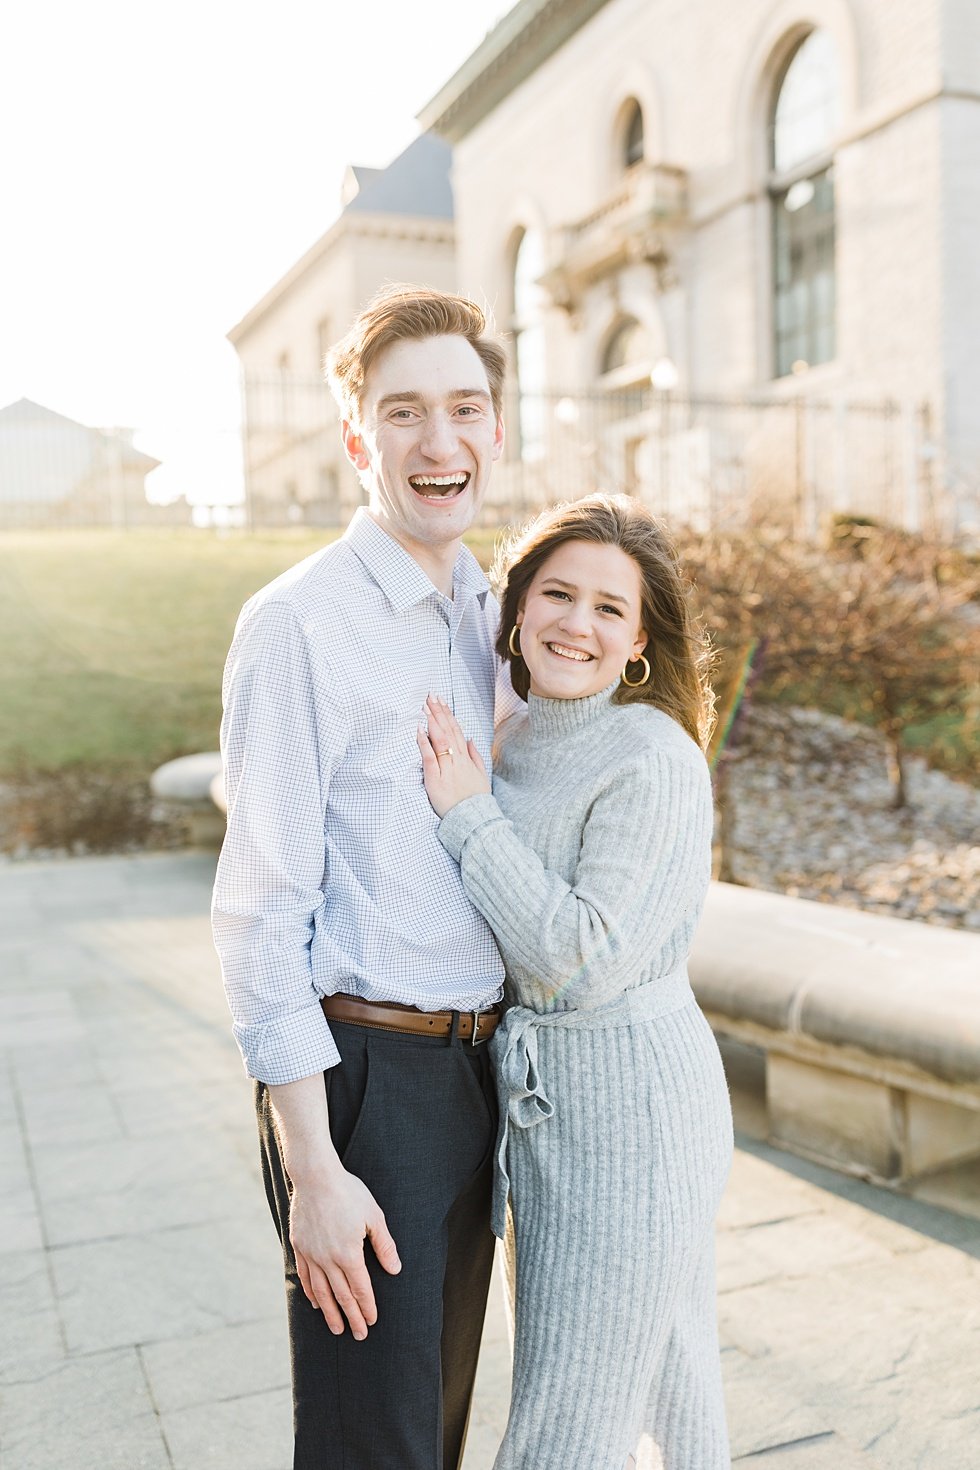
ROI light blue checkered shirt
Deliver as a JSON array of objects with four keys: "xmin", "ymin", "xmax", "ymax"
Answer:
[{"xmin": 212, "ymin": 509, "xmax": 509, "ymax": 1084}]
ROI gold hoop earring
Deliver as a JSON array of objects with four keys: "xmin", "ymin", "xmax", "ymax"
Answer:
[
  {"xmin": 508, "ymin": 625, "xmax": 522, "ymax": 657},
  {"xmin": 621, "ymin": 654, "xmax": 651, "ymax": 687}
]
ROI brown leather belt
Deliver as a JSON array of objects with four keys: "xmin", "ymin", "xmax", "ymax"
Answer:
[{"xmin": 321, "ymin": 993, "xmax": 501, "ymax": 1045}]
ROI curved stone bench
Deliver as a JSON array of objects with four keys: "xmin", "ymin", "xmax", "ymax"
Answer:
[
  {"xmin": 152, "ymin": 753, "xmax": 980, "ymax": 1187},
  {"xmin": 690, "ymin": 882, "xmax": 980, "ymax": 1184},
  {"xmin": 150, "ymin": 752, "xmax": 225, "ymax": 849}
]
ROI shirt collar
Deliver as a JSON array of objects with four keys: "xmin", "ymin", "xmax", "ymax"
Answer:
[{"xmin": 343, "ymin": 507, "xmax": 489, "ymax": 613}]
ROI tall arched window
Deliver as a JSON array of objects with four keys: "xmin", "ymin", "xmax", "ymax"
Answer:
[
  {"xmin": 623, "ymin": 101, "xmax": 644, "ymax": 170},
  {"xmin": 601, "ymin": 318, "xmax": 649, "ymax": 378},
  {"xmin": 599, "ymin": 316, "xmax": 652, "ymax": 421},
  {"xmin": 513, "ymin": 230, "xmax": 548, "ymax": 460},
  {"xmin": 770, "ymin": 30, "xmax": 839, "ymax": 378}
]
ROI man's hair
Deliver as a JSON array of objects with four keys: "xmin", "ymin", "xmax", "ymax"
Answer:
[
  {"xmin": 492, "ymin": 493, "xmax": 716, "ymax": 751},
  {"xmin": 325, "ymin": 284, "xmax": 507, "ymax": 425}
]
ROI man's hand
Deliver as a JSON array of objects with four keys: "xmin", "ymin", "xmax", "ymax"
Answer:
[
  {"xmin": 289, "ymin": 1166, "xmax": 401, "ymax": 1340},
  {"xmin": 268, "ymin": 1074, "xmax": 400, "ymax": 1340},
  {"xmin": 418, "ymin": 694, "xmax": 491, "ymax": 818}
]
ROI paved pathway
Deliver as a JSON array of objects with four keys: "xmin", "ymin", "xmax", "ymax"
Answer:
[{"xmin": 1, "ymin": 852, "xmax": 979, "ymax": 1469}]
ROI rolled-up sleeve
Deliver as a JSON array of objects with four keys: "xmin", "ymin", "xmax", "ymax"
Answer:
[{"xmin": 212, "ymin": 598, "xmax": 347, "ymax": 1083}]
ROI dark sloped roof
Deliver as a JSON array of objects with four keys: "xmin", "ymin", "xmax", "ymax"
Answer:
[
  {"xmin": 228, "ymin": 133, "xmax": 455, "ymax": 343},
  {"xmin": 350, "ymin": 165, "xmax": 384, "ymax": 192},
  {"xmin": 345, "ymin": 132, "xmax": 453, "ymax": 220}
]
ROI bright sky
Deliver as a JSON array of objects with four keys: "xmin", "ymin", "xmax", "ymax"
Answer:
[{"xmin": 1, "ymin": 0, "xmax": 511, "ymax": 505}]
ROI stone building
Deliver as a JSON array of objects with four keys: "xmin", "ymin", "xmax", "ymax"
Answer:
[
  {"xmin": 419, "ymin": 0, "xmax": 979, "ymax": 536},
  {"xmin": 0, "ymin": 398, "xmax": 189, "ymax": 529},
  {"xmin": 228, "ymin": 133, "xmax": 456, "ymax": 526}
]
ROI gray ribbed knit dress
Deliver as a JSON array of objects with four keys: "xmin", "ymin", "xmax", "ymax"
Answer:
[{"xmin": 437, "ymin": 684, "xmax": 733, "ymax": 1470}]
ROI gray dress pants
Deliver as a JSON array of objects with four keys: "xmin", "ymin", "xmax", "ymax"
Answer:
[{"xmin": 256, "ymin": 1016, "xmax": 498, "ymax": 1470}]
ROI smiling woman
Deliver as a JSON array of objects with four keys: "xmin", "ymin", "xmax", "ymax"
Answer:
[
  {"xmin": 418, "ymin": 492, "xmax": 731, "ymax": 1470},
  {"xmin": 510, "ymin": 540, "xmax": 648, "ymax": 701},
  {"xmin": 494, "ymin": 493, "xmax": 713, "ymax": 746}
]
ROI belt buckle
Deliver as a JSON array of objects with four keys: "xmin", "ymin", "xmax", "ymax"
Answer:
[{"xmin": 470, "ymin": 1009, "xmax": 487, "ymax": 1047}]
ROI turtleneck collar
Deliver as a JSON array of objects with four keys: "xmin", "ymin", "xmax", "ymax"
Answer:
[{"xmin": 525, "ymin": 679, "xmax": 621, "ymax": 739}]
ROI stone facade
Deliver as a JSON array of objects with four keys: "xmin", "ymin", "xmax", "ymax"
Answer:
[{"xmin": 420, "ymin": 0, "xmax": 980, "ymax": 536}]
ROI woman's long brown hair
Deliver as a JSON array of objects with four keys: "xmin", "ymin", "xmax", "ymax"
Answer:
[{"xmin": 492, "ymin": 494, "xmax": 715, "ymax": 751}]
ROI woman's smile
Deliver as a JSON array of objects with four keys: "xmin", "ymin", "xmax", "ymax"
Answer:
[
  {"xmin": 516, "ymin": 540, "xmax": 647, "ymax": 700},
  {"xmin": 545, "ymin": 642, "xmax": 593, "ymax": 662}
]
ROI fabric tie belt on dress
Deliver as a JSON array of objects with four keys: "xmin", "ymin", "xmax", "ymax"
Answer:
[{"xmin": 489, "ymin": 965, "xmax": 695, "ymax": 1237}]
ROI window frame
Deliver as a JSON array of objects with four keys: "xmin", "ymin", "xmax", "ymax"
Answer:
[
  {"xmin": 623, "ymin": 101, "xmax": 644, "ymax": 171},
  {"xmin": 511, "ymin": 229, "xmax": 549, "ymax": 463},
  {"xmin": 767, "ymin": 31, "xmax": 840, "ymax": 380}
]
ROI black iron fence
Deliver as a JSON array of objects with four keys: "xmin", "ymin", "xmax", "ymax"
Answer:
[
  {"xmin": 240, "ymin": 371, "xmax": 351, "ymax": 529},
  {"xmin": 239, "ymin": 370, "xmax": 950, "ymax": 539},
  {"xmin": 490, "ymin": 388, "xmax": 944, "ymax": 538},
  {"xmin": 7, "ymin": 377, "xmax": 947, "ymax": 537}
]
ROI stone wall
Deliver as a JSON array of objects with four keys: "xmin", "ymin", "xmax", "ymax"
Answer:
[{"xmin": 447, "ymin": 0, "xmax": 975, "ymax": 530}]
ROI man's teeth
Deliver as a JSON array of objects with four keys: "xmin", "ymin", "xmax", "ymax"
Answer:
[
  {"xmin": 548, "ymin": 644, "xmax": 592, "ymax": 662},
  {"xmin": 409, "ymin": 474, "xmax": 468, "ymax": 498}
]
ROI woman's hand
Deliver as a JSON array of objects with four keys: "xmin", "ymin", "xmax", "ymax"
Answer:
[{"xmin": 417, "ymin": 694, "xmax": 491, "ymax": 818}]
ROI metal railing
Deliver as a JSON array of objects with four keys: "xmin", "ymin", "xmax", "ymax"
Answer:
[
  {"xmin": 238, "ymin": 371, "xmax": 948, "ymax": 538},
  {"xmin": 2, "ymin": 380, "xmax": 952, "ymax": 537},
  {"xmin": 489, "ymin": 388, "xmax": 944, "ymax": 537}
]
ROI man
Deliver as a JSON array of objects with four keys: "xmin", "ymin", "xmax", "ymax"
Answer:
[{"xmin": 212, "ymin": 286, "xmax": 510, "ymax": 1469}]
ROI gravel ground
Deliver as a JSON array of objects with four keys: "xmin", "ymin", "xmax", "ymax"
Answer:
[{"xmin": 721, "ymin": 704, "xmax": 980, "ymax": 931}]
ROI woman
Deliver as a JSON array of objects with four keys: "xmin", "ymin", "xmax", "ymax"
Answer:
[{"xmin": 417, "ymin": 494, "xmax": 733, "ymax": 1470}]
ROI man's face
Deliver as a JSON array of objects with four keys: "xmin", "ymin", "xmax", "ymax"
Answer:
[{"xmin": 343, "ymin": 334, "xmax": 504, "ymax": 560}]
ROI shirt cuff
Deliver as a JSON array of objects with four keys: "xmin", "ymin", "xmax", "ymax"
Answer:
[
  {"xmin": 234, "ymin": 1002, "xmax": 342, "ymax": 1084},
  {"xmin": 437, "ymin": 793, "xmax": 507, "ymax": 863}
]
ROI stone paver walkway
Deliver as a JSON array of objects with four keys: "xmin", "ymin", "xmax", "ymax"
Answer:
[{"xmin": 1, "ymin": 852, "xmax": 979, "ymax": 1469}]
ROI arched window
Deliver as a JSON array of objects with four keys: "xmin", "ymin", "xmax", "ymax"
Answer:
[
  {"xmin": 598, "ymin": 318, "xmax": 651, "ymax": 449},
  {"xmin": 513, "ymin": 230, "xmax": 548, "ymax": 460},
  {"xmin": 623, "ymin": 101, "xmax": 644, "ymax": 170},
  {"xmin": 601, "ymin": 318, "xmax": 649, "ymax": 378},
  {"xmin": 769, "ymin": 30, "xmax": 839, "ymax": 378}
]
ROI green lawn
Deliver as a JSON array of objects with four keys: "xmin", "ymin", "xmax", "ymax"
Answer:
[
  {"xmin": 0, "ymin": 530, "xmax": 338, "ymax": 774},
  {"xmin": 1, "ymin": 528, "xmax": 974, "ymax": 783},
  {"xmin": 0, "ymin": 527, "xmax": 511, "ymax": 778}
]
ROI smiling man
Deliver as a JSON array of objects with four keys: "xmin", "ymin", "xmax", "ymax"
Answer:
[{"xmin": 212, "ymin": 287, "xmax": 510, "ymax": 1470}]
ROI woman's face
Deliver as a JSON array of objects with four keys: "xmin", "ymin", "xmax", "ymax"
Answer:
[{"xmin": 516, "ymin": 540, "xmax": 648, "ymax": 700}]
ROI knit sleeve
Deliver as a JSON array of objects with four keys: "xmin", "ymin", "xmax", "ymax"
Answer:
[{"xmin": 437, "ymin": 747, "xmax": 713, "ymax": 1012}]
